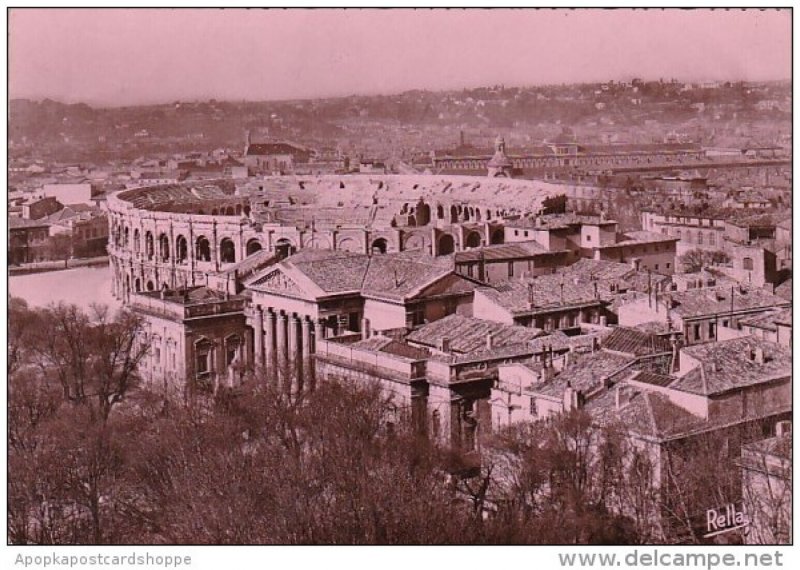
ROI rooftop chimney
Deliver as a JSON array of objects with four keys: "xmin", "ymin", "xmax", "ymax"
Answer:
[
  {"xmin": 753, "ymin": 346, "xmax": 765, "ymax": 364},
  {"xmin": 486, "ymin": 332, "xmax": 495, "ymax": 351},
  {"xmin": 439, "ymin": 337, "xmax": 451, "ymax": 353},
  {"xmin": 527, "ymin": 282, "xmax": 536, "ymax": 308},
  {"xmin": 630, "ymin": 258, "xmax": 641, "ymax": 271}
]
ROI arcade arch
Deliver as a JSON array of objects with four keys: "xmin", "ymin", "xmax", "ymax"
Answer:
[
  {"xmin": 438, "ymin": 234, "xmax": 455, "ymax": 256},
  {"xmin": 220, "ymin": 238, "xmax": 236, "ymax": 264}
]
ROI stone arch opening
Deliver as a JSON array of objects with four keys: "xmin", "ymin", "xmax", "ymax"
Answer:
[
  {"xmin": 275, "ymin": 238, "xmax": 294, "ymax": 259},
  {"xmin": 475, "ymin": 209, "xmax": 482, "ymax": 222},
  {"xmin": 371, "ymin": 238, "xmax": 388, "ymax": 254},
  {"xmin": 123, "ymin": 226, "xmax": 129, "ymax": 247},
  {"xmin": 246, "ymin": 239, "xmax": 263, "ymax": 256},
  {"xmin": 146, "ymin": 280, "xmax": 155, "ymax": 292},
  {"xmin": 235, "ymin": 204, "xmax": 243, "ymax": 215},
  {"xmin": 145, "ymin": 231, "xmax": 154, "ymax": 260},
  {"xmin": 220, "ymin": 238, "xmax": 236, "ymax": 264},
  {"xmin": 225, "ymin": 206, "xmax": 235, "ymax": 216},
  {"xmin": 211, "ymin": 208, "xmax": 219, "ymax": 216},
  {"xmin": 134, "ymin": 278, "xmax": 141, "ymax": 292},
  {"xmin": 337, "ymin": 237, "xmax": 359, "ymax": 253},
  {"xmin": 158, "ymin": 233, "xmax": 170, "ymax": 261},
  {"xmin": 436, "ymin": 205, "xmax": 445, "ymax": 219},
  {"xmin": 450, "ymin": 205, "xmax": 459, "ymax": 223},
  {"xmin": 133, "ymin": 229, "xmax": 141, "ymax": 253},
  {"xmin": 196, "ymin": 236, "xmax": 211, "ymax": 262},
  {"xmin": 176, "ymin": 235, "xmax": 188, "ymax": 263},
  {"xmin": 416, "ymin": 202, "xmax": 431, "ymax": 226},
  {"xmin": 438, "ymin": 234, "xmax": 455, "ymax": 256},
  {"xmin": 465, "ymin": 231, "xmax": 482, "ymax": 249},
  {"xmin": 490, "ymin": 228, "xmax": 505, "ymax": 245}
]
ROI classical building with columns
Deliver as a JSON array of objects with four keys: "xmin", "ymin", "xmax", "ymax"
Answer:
[{"xmin": 106, "ymin": 174, "xmax": 576, "ymax": 400}]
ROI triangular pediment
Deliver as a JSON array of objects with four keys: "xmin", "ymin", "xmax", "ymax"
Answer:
[
  {"xmin": 413, "ymin": 273, "xmax": 480, "ymax": 300},
  {"xmin": 249, "ymin": 267, "xmax": 304, "ymax": 296}
]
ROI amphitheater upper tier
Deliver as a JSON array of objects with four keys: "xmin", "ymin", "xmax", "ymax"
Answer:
[{"xmin": 106, "ymin": 174, "xmax": 569, "ymax": 298}]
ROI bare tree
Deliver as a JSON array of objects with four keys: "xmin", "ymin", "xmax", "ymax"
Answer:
[{"xmin": 27, "ymin": 303, "xmax": 150, "ymax": 423}]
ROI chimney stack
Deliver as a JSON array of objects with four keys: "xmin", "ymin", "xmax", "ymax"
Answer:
[
  {"xmin": 527, "ymin": 282, "xmax": 536, "ymax": 308},
  {"xmin": 439, "ymin": 337, "xmax": 451, "ymax": 353},
  {"xmin": 753, "ymin": 346, "xmax": 765, "ymax": 364},
  {"xmin": 486, "ymin": 332, "xmax": 494, "ymax": 351}
]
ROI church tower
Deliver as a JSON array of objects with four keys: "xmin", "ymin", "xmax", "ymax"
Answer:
[{"xmin": 487, "ymin": 135, "xmax": 514, "ymax": 178}]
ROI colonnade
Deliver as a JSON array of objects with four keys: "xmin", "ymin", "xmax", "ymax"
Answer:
[{"xmin": 251, "ymin": 306, "xmax": 322, "ymax": 395}]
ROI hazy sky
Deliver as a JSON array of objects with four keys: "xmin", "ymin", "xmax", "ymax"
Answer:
[{"xmin": 9, "ymin": 8, "xmax": 792, "ymax": 106}]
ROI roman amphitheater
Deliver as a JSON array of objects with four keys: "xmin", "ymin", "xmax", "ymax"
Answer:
[{"xmin": 106, "ymin": 174, "xmax": 570, "ymax": 299}]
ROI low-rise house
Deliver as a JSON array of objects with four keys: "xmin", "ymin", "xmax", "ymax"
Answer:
[
  {"xmin": 739, "ymin": 308, "xmax": 792, "ymax": 348},
  {"xmin": 506, "ymin": 213, "xmax": 678, "ymax": 274},
  {"xmin": 453, "ymin": 240, "xmax": 571, "ymax": 283},
  {"xmin": 617, "ymin": 284, "xmax": 790, "ymax": 345},
  {"xmin": 8, "ymin": 217, "xmax": 51, "ymax": 264}
]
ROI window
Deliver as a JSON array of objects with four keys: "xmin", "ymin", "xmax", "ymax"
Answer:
[
  {"xmin": 508, "ymin": 263, "xmax": 514, "ymax": 278},
  {"xmin": 586, "ymin": 234, "xmax": 592, "ymax": 242},
  {"xmin": 709, "ymin": 322, "xmax": 716, "ymax": 339},
  {"xmin": 743, "ymin": 257, "xmax": 754, "ymax": 270},
  {"xmin": 524, "ymin": 231, "xmax": 529, "ymax": 237},
  {"xmin": 654, "ymin": 264, "xmax": 659, "ymax": 270},
  {"xmin": 666, "ymin": 262, "xmax": 671, "ymax": 269},
  {"xmin": 708, "ymin": 232, "xmax": 716, "ymax": 245},
  {"xmin": 693, "ymin": 324, "xmax": 701, "ymax": 340},
  {"xmin": 196, "ymin": 352, "xmax": 210, "ymax": 375},
  {"xmin": 529, "ymin": 398, "xmax": 538, "ymax": 418}
]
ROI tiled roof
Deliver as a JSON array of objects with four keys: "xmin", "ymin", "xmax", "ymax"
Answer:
[
  {"xmin": 628, "ymin": 370, "xmax": 674, "ymax": 387},
  {"xmin": 361, "ymin": 253, "xmax": 458, "ymax": 301},
  {"xmin": 672, "ymin": 336, "xmax": 791, "ymax": 396},
  {"xmin": 350, "ymin": 336, "xmax": 430, "ymax": 360},
  {"xmin": 774, "ymin": 279, "xmax": 792, "ymax": 301},
  {"xmin": 248, "ymin": 249, "xmax": 465, "ymax": 301},
  {"xmin": 453, "ymin": 240, "xmax": 552, "ymax": 262},
  {"xmin": 555, "ymin": 259, "xmax": 671, "ymax": 292},
  {"xmin": 739, "ymin": 308, "xmax": 792, "ymax": 332},
  {"xmin": 602, "ymin": 327, "xmax": 673, "ymax": 356},
  {"xmin": 406, "ymin": 314, "xmax": 544, "ymax": 354},
  {"xmin": 8, "ymin": 217, "xmax": 50, "ymax": 229},
  {"xmin": 477, "ymin": 273, "xmax": 603, "ymax": 315},
  {"xmin": 533, "ymin": 350, "xmax": 635, "ymax": 398},
  {"xmin": 665, "ymin": 285, "xmax": 789, "ymax": 319},
  {"xmin": 289, "ymin": 252, "xmax": 372, "ymax": 294},
  {"xmin": 589, "ymin": 383, "xmax": 791, "ymax": 442}
]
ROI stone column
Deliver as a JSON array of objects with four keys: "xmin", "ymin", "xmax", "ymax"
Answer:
[
  {"xmin": 265, "ymin": 309, "xmax": 276, "ymax": 386},
  {"xmin": 253, "ymin": 306, "xmax": 264, "ymax": 369},
  {"xmin": 276, "ymin": 311, "xmax": 288, "ymax": 392},
  {"xmin": 288, "ymin": 314, "xmax": 301, "ymax": 394},
  {"xmin": 314, "ymin": 318, "xmax": 325, "ymax": 342},
  {"xmin": 301, "ymin": 317, "xmax": 312, "ymax": 393}
]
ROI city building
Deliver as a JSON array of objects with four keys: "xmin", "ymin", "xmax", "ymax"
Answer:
[{"xmin": 617, "ymin": 284, "xmax": 790, "ymax": 345}]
